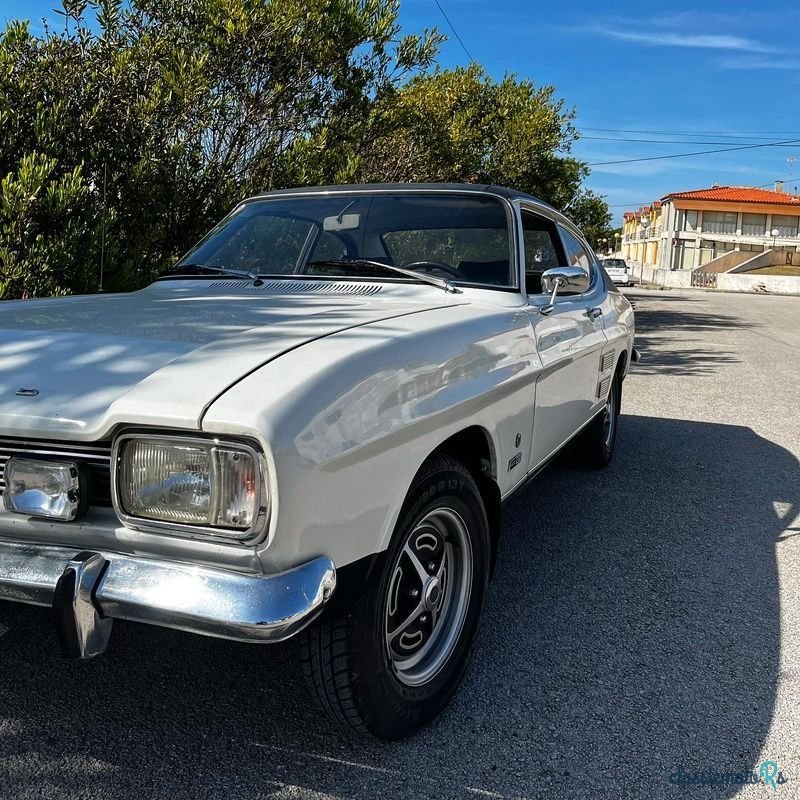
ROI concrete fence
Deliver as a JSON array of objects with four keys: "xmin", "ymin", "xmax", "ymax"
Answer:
[
  {"xmin": 716, "ymin": 272, "xmax": 800, "ymax": 295},
  {"xmin": 698, "ymin": 250, "xmax": 757, "ymax": 274},
  {"xmin": 727, "ymin": 249, "xmax": 799, "ymax": 273},
  {"xmin": 619, "ymin": 258, "xmax": 799, "ymax": 294},
  {"xmin": 629, "ymin": 262, "xmax": 692, "ymax": 288}
]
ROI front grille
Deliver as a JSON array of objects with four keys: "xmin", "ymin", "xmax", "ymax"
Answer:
[{"xmin": 0, "ymin": 438, "xmax": 113, "ymax": 507}]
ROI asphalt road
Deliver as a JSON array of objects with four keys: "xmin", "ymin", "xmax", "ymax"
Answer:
[{"xmin": 1, "ymin": 288, "xmax": 799, "ymax": 799}]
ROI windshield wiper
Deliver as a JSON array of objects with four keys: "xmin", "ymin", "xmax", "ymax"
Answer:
[
  {"xmin": 163, "ymin": 263, "xmax": 262, "ymax": 284},
  {"xmin": 306, "ymin": 259, "xmax": 461, "ymax": 294}
]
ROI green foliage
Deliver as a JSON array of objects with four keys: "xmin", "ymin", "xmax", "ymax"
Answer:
[
  {"xmin": 568, "ymin": 190, "xmax": 615, "ymax": 251},
  {"xmin": 0, "ymin": 1, "xmax": 610, "ymax": 299}
]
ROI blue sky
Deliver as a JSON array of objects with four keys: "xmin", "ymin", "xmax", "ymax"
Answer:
[{"xmin": 6, "ymin": 1, "xmax": 800, "ymax": 223}]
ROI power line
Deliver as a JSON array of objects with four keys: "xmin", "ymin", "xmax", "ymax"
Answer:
[
  {"xmin": 581, "ymin": 135, "xmax": 800, "ymax": 147},
  {"xmin": 432, "ymin": 0, "xmax": 474, "ymax": 62},
  {"xmin": 580, "ymin": 126, "xmax": 800, "ymax": 139},
  {"xmin": 587, "ymin": 137, "xmax": 800, "ymax": 167}
]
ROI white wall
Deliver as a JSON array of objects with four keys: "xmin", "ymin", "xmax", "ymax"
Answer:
[
  {"xmin": 716, "ymin": 273, "xmax": 800, "ymax": 295},
  {"xmin": 632, "ymin": 263, "xmax": 692, "ymax": 288}
]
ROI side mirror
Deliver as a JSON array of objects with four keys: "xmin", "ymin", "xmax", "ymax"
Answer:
[{"xmin": 539, "ymin": 266, "xmax": 590, "ymax": 314}]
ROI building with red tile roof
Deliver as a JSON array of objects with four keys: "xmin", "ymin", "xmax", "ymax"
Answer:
[
  {"xmin": 622, "ymin": 182, "xmax": 800, "ymax": 272},
  {"xmin": 663, "ymin": 186, "xmax": 800, "ymax": 206}
]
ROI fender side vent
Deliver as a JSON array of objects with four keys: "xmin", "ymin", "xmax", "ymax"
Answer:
[
  {"xmin": 601, "ymin": 351, "xmax": 615, "ymax": 373},
  {"xmin": 207, "ymin": 280, "xmax": 382, "ymax": 296},
  {"xmin": 597, "ymin": 376, "xmax": 611, "ymax": 400}
]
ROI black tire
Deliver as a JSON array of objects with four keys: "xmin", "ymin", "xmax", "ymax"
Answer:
[
  {"xmin": 299, "ymin": 454, "xmax": 490, "ymax": 740},
  {"xmin": 572, "ymin": 371, "xmax": 621, "ymax": 469}
]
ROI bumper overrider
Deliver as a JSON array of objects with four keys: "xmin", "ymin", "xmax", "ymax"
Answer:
[{"xmin": 0, "ymin": 540, "xmax": 336, "ymax": 658}]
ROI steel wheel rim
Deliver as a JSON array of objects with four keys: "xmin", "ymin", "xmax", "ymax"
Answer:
[
  {"xmin": 603, "ymin": 383, "xmax": 616, "ymax": 448},
  {"xmin": 384, "ymin": 507, "xmax": 473, "ymax": 687}
]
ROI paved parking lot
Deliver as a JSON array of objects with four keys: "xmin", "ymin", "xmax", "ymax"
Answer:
[{"xmin": 1, "ymin": 288, "xmax": 799, "ymax": 799}]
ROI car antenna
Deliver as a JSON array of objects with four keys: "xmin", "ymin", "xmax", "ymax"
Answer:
[{"xmin": 98, "ymin": 160, "xmax": 107, "ymax": 293}]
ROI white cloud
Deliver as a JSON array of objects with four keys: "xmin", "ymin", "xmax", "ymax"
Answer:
[{"xmin": 593, "ymin": 28, "xmax": 779, "ymax": 53}]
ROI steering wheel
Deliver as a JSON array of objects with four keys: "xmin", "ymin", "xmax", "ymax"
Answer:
[{"xmin": 403, "ymin": 261, "xmax": 462, "ymax": 279}]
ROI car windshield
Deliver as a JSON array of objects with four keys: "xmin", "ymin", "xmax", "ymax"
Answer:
[
  {"xmin": 170, "ymin": 193, "xmax": 514, "ymax": 288},
  {"xmin": 605, "ymin": 259, "xmax": 626, "ymax": 268}
]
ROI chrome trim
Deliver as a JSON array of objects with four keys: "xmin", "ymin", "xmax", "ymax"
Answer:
[
  {"xmin": 587, "ymin": 306, "xmax": 603, "ymax": 320},
  {"xmin": 541, "ymin": 266, "xmax": 591, "ymax": 295},
  {"xmin": 3, "ymin": 457, "xmax": 84, "ymax": 521},
  {"xmin": 111, "ymin": 433, "xmax": 269, "ymax": 544},
  {"xmin": 0, "ymin": 540, "xmax": 336, "ymax": 645},
  {"xmin": 0, "ymin": 439, "xmax": 112, "ymax": 499},
  {"xmin": 52, "ymin": 552, "xmax": 113, "ymax": 658}
]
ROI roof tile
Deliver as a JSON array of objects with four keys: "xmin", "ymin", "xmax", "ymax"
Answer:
[{"xmin": 661, "ymin": 185, "xmax": 800, "ymax": 205}]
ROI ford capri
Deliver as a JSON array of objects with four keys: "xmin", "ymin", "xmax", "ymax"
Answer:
[{"xmin": 0, "ymin": 184, "xmax": 636, "ymax": 739}]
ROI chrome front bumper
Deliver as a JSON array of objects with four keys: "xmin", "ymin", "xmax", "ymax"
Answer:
[{"xmin": 0, "ymin": 540, "xmax": 336, "ymax": 657}]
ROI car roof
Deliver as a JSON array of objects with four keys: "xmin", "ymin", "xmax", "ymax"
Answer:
[{"xmin": 253, "ymin": 182, "xmax": 556, "ymax": 209}]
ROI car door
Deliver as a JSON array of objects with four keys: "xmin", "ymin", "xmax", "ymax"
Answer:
[{"xmin": 520, "ymin": 208, "xmax": 609, "ymax": 470}]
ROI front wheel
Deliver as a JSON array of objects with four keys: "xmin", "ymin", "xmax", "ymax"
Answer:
[{"xmin": 300, "ymin": 455, "xmax": 490, "ymax": 739}]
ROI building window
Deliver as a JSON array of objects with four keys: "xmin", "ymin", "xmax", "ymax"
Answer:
[
  {"xmin": 678, "ymin": 210, "xmax": 698, "ymax": 232},
  {"xmin": 771, "ymin": 214, "xmax": 799, "ymax": 237},
  {"xmin": 741, "ymin": 213, "xmax": 767, "ymax": 237},
  {"xmin": 702, "ymin": 211, "xmax": 737, "ymax": 234}
]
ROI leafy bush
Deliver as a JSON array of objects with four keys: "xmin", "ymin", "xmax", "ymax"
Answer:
[{"xmin": 0, "ymin": 0, "xmax": 612, "ymax": 299}]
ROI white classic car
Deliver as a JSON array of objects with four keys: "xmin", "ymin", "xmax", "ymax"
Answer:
[{"xmin": 0, "ymin": 184, "xmax": 636, "ymax": 739}]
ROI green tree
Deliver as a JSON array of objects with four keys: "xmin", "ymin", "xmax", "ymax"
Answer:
[
  {"xmin": 0, "ymin": 2, "xmax": 612, "ymax": 300},
  {"xmin": 567, "ymin": 190, "xmax": 614, "ymax": 251},
  {"xmin": 282, "ymin": 64, "xmax": 591, "ymax": 213},
  {"xmin": 0, "ymin": 0, "xmax": 440, "ymax": 298}
]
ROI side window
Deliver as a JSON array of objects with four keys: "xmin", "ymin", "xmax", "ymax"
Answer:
[
  {"xmin": 557, "ymin": 225, "xmax": 594, "ymax": 296},
  {"xmin": 521, "ymin": 211, "xmax": 563, "ymax": 295}
]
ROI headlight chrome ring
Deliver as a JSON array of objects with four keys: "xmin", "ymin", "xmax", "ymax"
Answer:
[{"xmin": 111, "ymin": 433, "xmax": 269, "ymax": 543}]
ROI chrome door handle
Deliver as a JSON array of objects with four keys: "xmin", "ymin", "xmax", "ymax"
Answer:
[{"xmin": 586, "ymin": 306, "xmax": 602, "ymax": 320}]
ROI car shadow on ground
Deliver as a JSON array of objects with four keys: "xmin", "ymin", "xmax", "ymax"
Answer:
[
  {"xmin": 0, "ymin": 415, "xmax": 794, "ymax": 799},
  {"xmin": 626, "ymin": 291, "xmax": 755, "ymax": 377}
]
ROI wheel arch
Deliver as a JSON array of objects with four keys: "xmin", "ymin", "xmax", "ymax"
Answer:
[{"xmin": 428, "ymin": 426, "xmax": 502, "ymax": 577}]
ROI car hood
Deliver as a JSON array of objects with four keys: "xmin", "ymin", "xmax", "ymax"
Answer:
[{"xmin": 0, "ymin": 280, "xmax": 458, "ymax": 440}]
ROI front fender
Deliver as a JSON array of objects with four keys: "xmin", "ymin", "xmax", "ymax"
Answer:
[{"xmin": 202, "ymin": 304, "xmax": 540, "ymax": 572}]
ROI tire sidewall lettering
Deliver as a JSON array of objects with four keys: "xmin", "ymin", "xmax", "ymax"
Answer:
[{"xmin": 419, "ymin": 476, "xmax": 464, "ymax": 506}]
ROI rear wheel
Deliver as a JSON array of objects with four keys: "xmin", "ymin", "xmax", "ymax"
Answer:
[
  {"xmin": 300, "ymin": 455, "xmax": 490, "ymax": 739},
  {"xmin": 572, "ymin": 371, "xmax": 621, "ymax": 468}
]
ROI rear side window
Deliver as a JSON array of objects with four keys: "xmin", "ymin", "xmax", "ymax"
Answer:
[
  {"xmin": 558, "ymin": 226, "xmax": 593, "ymax": 270},
  {"xmin": 557, "ymin": 225, "xmax": 595, "ymax": 296}
]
